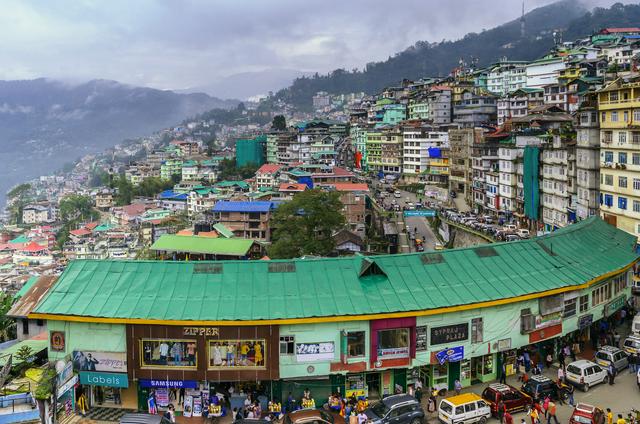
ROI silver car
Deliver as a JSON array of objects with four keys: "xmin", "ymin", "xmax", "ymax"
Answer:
[{"xmin": 594, "ymin": 345, "xmax": 629, "ymax": 372}]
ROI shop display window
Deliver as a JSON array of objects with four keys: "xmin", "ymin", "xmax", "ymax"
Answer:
[
  {"xmin": 141, "ymin": 339, "xmax": 197, "ymax": 368},
  {"xmin": 347, "ymin": 331, "xmax": 365, "ymax": 357},
  {"xmin": 377, "ymin": 328, "xmax": 409, "ymax": 358},
  {"xmin": 208, "ymin": 339, "xmax": 266, "ymax": 369},
  {"xmin": 482, "ymin": 355, "xmax": 494, "ymax": 375}
]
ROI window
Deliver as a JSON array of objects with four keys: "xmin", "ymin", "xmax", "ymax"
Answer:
[
  {"xmin": 604, "ymin": 174, "xmax": 613, "ymax": 185},
  {"xmin": 377, "ymin": 328, "xmax": 409, "ymax": 358},
  {"xmin": 624, "ymin": 111, "xmax": 629, "ymax": 122},
  {"xmin": 619, "ymin": 197, "xmax": 628, "ymax": 210},
  {"xmin": 141, "ymin": 339, "xmax": 198, "ymax": 369},
  {"xmin": 634, "ymin": 153, "xmax": 640, "ymax": 165},
  {"xmin": 592, "ymin": 283, "xmax": 612, "ymax": 307},
  {"xmin": 610, "ymin": 92, "xmax": 619, "ymax": 102},
  {"xmin": 634, "ymin": 109, "xmax": 640, "ymax": 122},
  {"xmin": 612, "ymin": 111, "xmax": 619, "ymax": 122},
  {"xmin": 604, "ymin": 194, "xmax": 613, "ymax": 207},
  {"xmin": 613, "ymin": 273, "xmax": 627, "ymax": 294},
  {"xmin": 208, "ymin": 339, "xmax": 266, "ymax": 369},
  {"xmin": 619, "ymin": 132, "xmax": 627, "ymax": 145},
  {"xmin": 563, "ymin": 297, "xmax": 577, "ymax": 318},
  {"xmin": 471, "ymin": 318, "xmax": 483, "ymax": 343},
  {"xmin": 604, "ymin": 151, "xmax": 614, "ymax": 162},
  {"xmin": 579, "ymin": 295, "xmax": 589, "ymax": 313},
  {"xmin": 619, "ymin": 152, "xmax": 628, "ymax": 163},
  {"xmin": 619, "ymin": 176, "xmax": 628, "ymax": 188},
  {"xmin": 280, "ymin": 336, "xmax": 295, "ymax": 355},
  {"xmin": 465, "ymin": 403, "xmax": 477, "ymax": 413},
  {"xmin": 347, "ymin": 331, "xmax": 365, "ymax": 357}
]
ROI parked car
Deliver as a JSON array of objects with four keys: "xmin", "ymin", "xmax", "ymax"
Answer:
[
  {"xmin": 480, "ymin": 383, "xmax": 532, "ymax": 416},
  {"xmin": 120, "ymin": 414, "xmax": 172, "ymax": 424},
  {"xmin": 565, "ymin": 360, "xmax": 608, "ymax": 391},
  {"xmin": 284, "ymin": 409, "xmax": 342, "ymax": 424},
  {"xmin": 569, "ymin": 403, "xmax": 605, "ymax": 424},
  {"xmin": 438, "ymin": 393, "xmax": 491, "ymax": 424},
  {"xmin": 364, "ymin": 394, "xmax": 424, "ymax": 424},
  {"xmin": 394, "ymin": 192, "xmax": 402, "ymax": 198},
  {"xmin": 503, "ymin": 224, "xmax": 517, "ymax": 232},
  {"xmin": 516, "ymin": 229, "xmax": 530, "ymax": 239},
  {"xmin": 505, "ymin": 234, "xmax": 521, "ymax": 242},
  {"xmin": 406, "ymin": 202, "xmax": 415, "ymax": 210},
  {"xmin": 622, "ymin": 335, "xmax": 640, "ymax": 355},
  {"xmin": 594, "ymin": 345, "xmax": 628, "ymax": 371},
  {"xmin": 521, "ymin": 375, "xmax": 564, "ymax": 402},
  {"xmin": 633, "ymin": 313, "xmax": 640, "ymax": 335}
]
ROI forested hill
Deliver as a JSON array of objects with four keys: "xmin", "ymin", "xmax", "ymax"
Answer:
[{"xmin": 273, "ymin": 1, "xmax": 640, "ymax": 110}]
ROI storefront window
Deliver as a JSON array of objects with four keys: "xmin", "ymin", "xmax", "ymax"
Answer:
[
  {"xmin": 208, "ymin": 339, "xmax": 266, "ymax": 369},
  {"xmin": 482, "ymin": 355, "xmax": 494, "ymax": 375},
  {"xmin": 141, "ymin": 339, "xmax": 197, "ymax": 368},
  {"xmin": 377, "ymin": 328, "xmax": 409, "ymax": 358},
  {"xmin": 347, "ymin": 331, "xmax": 365, "ymax": 357}
]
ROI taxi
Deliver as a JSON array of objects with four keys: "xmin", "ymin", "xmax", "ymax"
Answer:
[
  {"xmin": 438, "ymin": 393, "xmax": 491, "ymax": 424},
  {"xmin": 569, "ymin": 403, "xmax": 605, "ymax": 424}
]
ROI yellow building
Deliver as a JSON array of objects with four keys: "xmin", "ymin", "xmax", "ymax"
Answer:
[
  {"xmin": 598, "ymin": 78, "xmax": 640, "ymax": 239},
  {"xmin": 366, "ymin": 128, "xmax": 402, "ymax": 174}
]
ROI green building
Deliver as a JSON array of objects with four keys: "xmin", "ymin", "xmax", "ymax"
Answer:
[
  {"xmin": 236, "ymin": 135, "xmax": 267, "ymax": 167},
  {"xmin": 29, "ymin": 218, "xmax": 638, "ymax": 411}
]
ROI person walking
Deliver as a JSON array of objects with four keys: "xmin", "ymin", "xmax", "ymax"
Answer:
[
  {"xmin": 614, "ymin": 331, "xmax": 621, "ymax": 348},
  {"xmin": 454, "ymin": 379, "xmax": 462, "ymax": 396},
  {"xmin": 414, "ymin": 386, "xmax": 422, "ymax": 404},
  {"xmin": 500, "ymin": 362, "xmax": 507, "ymax": 384},
  {"xmin": 608, "ymin": 363, "xmax": 616, "ymax": 385},
  {"xmin": 557, "ymin": 367, "xmax": 564, "ymax": 383},
  {"xmin": 546, "ymin": 401, "xmax": 558, "ymax": 424},
  {"xmin": 530, "ymin": 406, "xmax": 540, "ymax": 424},
  {"xmin": 629, "ymin": 352, "xmax": 637, "ymax": 374},
  {"xmin": 607, "ymin": 408, "xmax": 613, "ymax": 424},
  {"xmin": 504, "ymin": 412, "xmax": 513, "ymax": 424},
  {"xmin": 497, "ymin": 400, "xmax": 506, "ymax": 424},
  {"xmin": 617, "ymin": 414, "xmax": 626, "ymax": 424}
]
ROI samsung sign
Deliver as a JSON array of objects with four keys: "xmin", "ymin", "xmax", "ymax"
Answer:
[{"xmin": 79, "ymin": 371, "xmax": 129, "ymax": 388}]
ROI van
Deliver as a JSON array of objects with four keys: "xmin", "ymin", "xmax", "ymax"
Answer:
[
  {"xmin": 622, "ymin": 335, "xmax": 640, "ymax": 355},
  {"xmin": 565, "ymin": 360, "xmax": 608, "ymax": 391},
  {"xmin": 594, "ymin": 346, "xmax": 628, "ymax": 371},
  {"xmin": 438, "ymin": 393, "xmax": 491, "ymax": 424}
]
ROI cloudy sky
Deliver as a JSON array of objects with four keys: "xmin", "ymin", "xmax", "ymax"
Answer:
[{"xmin": 0, "ymin": 0, "xmax": 626, "ymax": 97}]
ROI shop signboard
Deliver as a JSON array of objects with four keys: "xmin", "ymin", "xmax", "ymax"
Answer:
[
  {"xmin": 430, "ymin": 323, "xmax": 469, "ymax": 346},
  {"xmin": 535, "ymin": 312, "xmax": 562, "ymax": 330},
  {"xmin": 295, "ymin": 342, "xmax": 335, "ymax": 362},
  {"xmin": 378, "ymin": 347, "xmax": 409, "ymax": 358},
  {"xmin": 528, "ymin": 323, "xmax": 562, "ymax": 344},
  {"xmin": 416, "ymin": 326, "xmax": 428, "ymax": 352},
  {"xmin": 435, "ymin": 346, "xmax": 464, "ymax": 365},
  {"xmin": 604, "ymin": 295, "xmax": 626, "ymax": 317},
  {"xmin": 72, "ymin": 351, "xmax": 127, "ymax": 373},
  {"xmin": 497, "ymin": 338, "xmax": 512, "ymax": 352},
  {"xmin": 578, "ymin": 314, "xmax": 593, "ymax": 330},
  {"xmin": 57, "ymin": 375, "xmax": 78, "ymax": 399},
  {"xmin": 79, "ymin": 371, "xmax": 128, "ymax": 388},
  {"xmin": 56, "ymin": 361, "xmax": 74, "ymax": 387},
  {"xmin": 139, "ymin": 379, "xmax": 198, "ymax": 389}
]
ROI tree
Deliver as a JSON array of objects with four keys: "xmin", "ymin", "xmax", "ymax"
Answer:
[
  {"xmin": 7, "ymin": 183, "xmax": 32, "ymax": 200},
  {"xmin": 113, "ymin": 175, "xmax": 133, "ymax": 206},
  {"xmin": 271, "ymin": 115, "xmax": 287, "ymax": 131},
  {"xmin": 269, "ymin": 189, "xmax": 346, "ymax": 259},
  {"xmin": 59, "ymin": 195, "xmax": 98, "ymax": 223},
  {"xmin": 0, "ymin": 293, "xmax": 16, "ymax": 342},
  {"xmin": 135, "ymin": 177, "xmax": 174, "ymax": 198}
]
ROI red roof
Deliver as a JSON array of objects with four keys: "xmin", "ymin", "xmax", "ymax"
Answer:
[
  {"xmin": 70, "ymin": 228, "xmax": 92, "ymax": 237},
  {"xmin": 122, "ymin": 203, "xmax": 147, "ymax": 217},
  {"xmin": 257, "ymin": 164, "xmax": 283, "ymax": 174},
  {"xmin": 21, "ymin": 242, "xmax": 47, "ymax": 253},
  {"xmin": 329, "ymin": 166, "xmax": 354, "ymax": 177},
  {"xmin": 328, "ymin": 183, "xmax": 370, "ymax": 192},
  {"xmin": 601, "ymin": 27, "xmax": 640, "ymax": 34},
  {"xmin": 279, "ymin": 183, "xmax": 308, "ymax": 192},
  {"xmin": 84, "ymin": 222, "xmax": 99, "ymax": 230}
]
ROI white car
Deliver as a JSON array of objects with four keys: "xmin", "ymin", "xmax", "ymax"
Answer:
[{"xmin": 565, "ymin": 360, "xmax": 608, "ymax": 391}]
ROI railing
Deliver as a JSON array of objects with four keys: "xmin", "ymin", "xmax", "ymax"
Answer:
[{"xmin": 599, "ymin": 98, "xmax": 640, "ymax": 105}]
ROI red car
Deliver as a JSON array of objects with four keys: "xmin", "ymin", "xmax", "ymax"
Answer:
[
  {"xmin": 569, "ymin": 403, "xmax": 605, "ymax": 424},
  {"xmin": 481, "ymin": 383, "xmax": 533, "ymax": 416}
]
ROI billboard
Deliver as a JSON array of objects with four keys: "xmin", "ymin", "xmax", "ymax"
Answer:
[{"xmin": 73, "ymin": 350, "xmax": 127, "ymax": 373}]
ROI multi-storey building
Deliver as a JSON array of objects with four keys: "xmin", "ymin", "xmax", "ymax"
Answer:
[
  {"xmin": 448, "ymin": 128, "xmax": 478, "ymax": 206},
  {"xmin": 407, "ymin": 97, "xmax": 429, "ymax": 120},
  {"xmin": 543, "ymin": 83, "xmax": 569, "ymax": 112},
  {"xmin": 498, "ymin": 139, "xmax": 520, "ymax": 216},
  {"xmin": 453, "ymin": 91, "xmax": 497, "ymax": 128},
  {"xmin": 525, "ymin": 56, "xmax": 565, "ymax": 89},
  {"xmin": 497, "ymin": 88, "xmax": 544, "ymax": 126},
  {"xmin": 350, "ymin": 124, "xmax": 369, "ymax": 171},
  {"xmin": 576, "ymin": 99, "xmax": 601, "ymax": 220},
  {"xmin": 541, "ymin": 135, "xmax": 577, "ymax": 230},
  {"xmin": 366, "ymin": 128, "xmax": 402, "ymax": 175},
  {"xmin": 598, "ymin": 77, "xmax": 640, "ymax": 238},
  {"xmin": 472, "ymin": 135, "xmax": 501, "ymax": 212},
  {"xmin": 212, "ymin": 200, "xmax": 278, "ymax": 241},
  {"xmin": 402, "ymin": 124, "xmax": 449, "ymax": 182},
  {"xmin": 487, "ymin": 59, "xmax": 528, "ymax": 95},
  {"xmin": 255, "ymin": 164, "xmax": 283, "ymax": 191},
  {"xmin": 427, "ymin": 86, "xmax": 452, "ymax": 124}
]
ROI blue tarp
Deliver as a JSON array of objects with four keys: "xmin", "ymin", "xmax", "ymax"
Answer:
[
  {"xmin": 298, "ymin": 176, "xmax": 314, "ymax": 189},
  {"xmin": 427, "ymin": 148, "xmax": 442, "ymax": 158}
]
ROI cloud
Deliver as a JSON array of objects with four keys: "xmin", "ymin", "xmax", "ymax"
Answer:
[{"xmin": 0, "ymin": 0, "xmax": 630, "ymax": 97}]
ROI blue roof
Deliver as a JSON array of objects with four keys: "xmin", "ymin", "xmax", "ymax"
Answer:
[
  {"xmin": 213, "ymin": 201, "xmax": 277, "ymax": 213},
  {"xmin": 159, "ymin": 190, "xmax": 188, "ymax": 201}
]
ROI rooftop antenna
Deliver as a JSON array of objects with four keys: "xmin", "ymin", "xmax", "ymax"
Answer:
[{"xmin": 520, "ymin": 1, "xmax": 526, "ymax": 38}]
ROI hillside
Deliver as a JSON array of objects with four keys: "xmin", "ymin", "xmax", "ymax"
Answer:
[
  {"xmin": 273, "ymin": 1, "xmax": 640, "ymax": 110},
  {"xmin": 0, "ymin": 78, "xmax": 237, "ymax": 203}
]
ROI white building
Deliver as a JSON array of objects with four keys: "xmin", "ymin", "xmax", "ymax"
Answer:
[
  {"xmin": 22, "ymin": 205, "xmax": 51, "ymax": 225},
  {"xmin": 487, "ymin": 60, "xmax": 528, "ymax": 96},
  {"xmin": 525, "ymin": 57, "xmax": 566, "ymax": 89},
  {"xmin": 402, "ymin": 125, "xmax": 449, "ymax": 181}
]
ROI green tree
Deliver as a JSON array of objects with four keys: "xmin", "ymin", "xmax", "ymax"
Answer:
[
  {"xmin": 135, "ymin": 177, "xmax": 174, "ymax": 198},
  {"xmin": 7, "ymin": 183, "xmax": 32, "ymax": 200},
  {"xmin": 268, "ymin": 189, "xmax": 346, "ymax": 258},
  {"xmin": 15, "ymin": 346, "xmax": 34, "ymax": 364},
  {"xmin": 113, "ymin": 175, "xmax": 133, "ymax": 206},
  {"xmin": 271, "ymin": 115, "xmax": 287, "ymax": 131},
  {"xmin": 59, "ymin": 195, "xmax": 98, "ymax": 223},
  {"xmin": 0, "ymin": 293, "xmax": 16, "ymax": 342}
]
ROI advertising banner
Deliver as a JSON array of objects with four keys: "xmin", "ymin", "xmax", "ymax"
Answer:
[
  {"xmin": 435, "ymin": 346, "xmax": 464, "ymax": 365},
  {"xmin": 295, "ymin": 342, "xmax": 335, "ymax": 362},
  {"xmin": 139, "ymin": 379, "xmax": 199, "ymax": 389},
  {"xmin": 79, "ymin": 371, "xmax": 128, "ymax": 388},
  {"xmin": 73, "ymin": 351, "xmax": 127, "ymax": 373}
]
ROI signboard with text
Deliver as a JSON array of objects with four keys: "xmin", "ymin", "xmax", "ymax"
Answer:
[
  {"xmin": 295, "ymin": 342, "xmax": 335, "ymax": 362},
  {"xmin": 79, "ymin": 371, "xmax": 128, "ymax": 388},
  {"xmin": 139, "ymin": 379, "xmax": 198, "ymax": 389},
  {"xmin": 430, "ymin": 323, "xmax": 469, "ymax": 346},
  {"xmin": 73, "ymin": 351, "xmax": 127, "ymax": 373},
  {"xmin": 435, "ymin": 346, "xmax": 464, "ymax": 365},
  {"xmin": 416, "ymin": 326, "xmax": 428, "ymax": 352},
  {"xmin": 404, "ymin": 210, "xmax": 436, "ymax": 218}
]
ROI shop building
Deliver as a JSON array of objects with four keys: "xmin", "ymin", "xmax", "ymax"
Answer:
[{"xmin": 29, "ymin": 217, "xmax": 638, "ymax": 417}]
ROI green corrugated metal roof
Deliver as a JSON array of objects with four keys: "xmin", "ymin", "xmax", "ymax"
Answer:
[
  {"xmin": 9, "ymin": 235, "xmax": 29, "ymax": 244},
  {"xmin": 33, "ymin": 218, "xmax": 638, "ymax": 323},
  {"xmin": 149, "ymin": 234, "xmax": 253, "ymax": 256},
  {"xmin": 15, "ymin": 276, "xmax": 38, "ymax": 298},
  {"xmin": 212, "ymin": 223, "xmax": 234, "ymax": 239}
]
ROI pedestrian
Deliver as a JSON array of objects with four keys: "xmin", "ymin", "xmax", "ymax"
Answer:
[
  {"xmin": 500, "ymin": 362, "xmax": 507, "ymax": 384},
  {"xmin": 497, "ymin": 400, "xmax": 506, "ymax": 424},
  {"xmin": 542, "ymin": 396, "xmax": 550, "ymax": 419},
  {"xmin": 545, "ymin": 353, "xmax": 552, "ymax": 369},
  {"xmin": 415, "ymin": 386, "xmax": 422, "ymax": 404},
  {"xmin": 546, "ymin": 401, "xmax": 558, "ymax": 424},
  {"xmin": 505, "ymin": 412, "xmax": 513, "ymax": 424},
  {"xmin": 608, "ymin": 363, "xmax": 616, "ymax": 385},
  {"xmin": 630, "ymin": 352, "xmax": 637, "ymax": 374},
  {"xmin": 522, "ymin": 372, "xmax": 529, "ymax": 384},
  {"xmin": 530, "ymin": 406, "xmax": 540, "ymax": 424},
  {"xmin": 454, "ymin": 379, "xmax": 462, "ymax": 396},
  {"xmin": 614, "ymin": 331, "xmax": 621, "ymax": 348},
  {"xmin": 558, "ymin": 350, "xmax": 565, "ymax": 369},
  {"xmin": 617, "ymin": 414, "xmax": 626, "ymax": 424},
  {"xmin": 570, "ymin": 344, "xmax": 577, "ymax": 362},
  {"xmin": 607, "ymin": 409, "xmax": 613, "ymax": 424},
  {"xmin": 557, "ymin": 367, "xmax": 564, "ymax": 383},
  {"xmin": 524, "ymin": 351, "xmax": 531, "ymax": 373}
]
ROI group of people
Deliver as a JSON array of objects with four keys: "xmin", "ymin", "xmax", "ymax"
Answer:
[{"xmin": 526, "ymin": 397, "xmax": 561, "ymax": 424}]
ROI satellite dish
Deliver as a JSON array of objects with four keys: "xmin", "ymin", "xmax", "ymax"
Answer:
[{"xmin": 55, "ymin": 360, "xmax": 66, "ymax": 374}]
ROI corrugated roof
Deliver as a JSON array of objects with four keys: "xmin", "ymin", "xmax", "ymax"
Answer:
[
  {"xmin": 212, "ymin": 223, "xmax": 235, "ymax": 239},
  {"xmin": 0, "ymin": 335, "xmax": 48, "ymax": 366},
  {"xmin": 32, "ymin": 218, "xmax": 638, "ymax": 323},
  {"xmin": 15, "ymin": 276, "xmax": 39, "ymax": 299},
  {"xmin": 149, "ymin": 234, "xmax": 254, "ymax": 256},
  {"xmin": 8, "ymin": 276, "xmax": 58, "ymax": 318},
  {"xmin": 213, "ymin": 201, "xmax": 277, "ymax": 213}
]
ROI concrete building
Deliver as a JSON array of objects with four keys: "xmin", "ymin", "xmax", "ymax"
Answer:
[
  {"xmin": 255, "ymin": 164, "xmax": 284, "ymax": 191},
  {"xmin": 597, "ymin": 77, "xmax": 640, "ymax": 238},
  {"xmin": 212, "ymin": 201, "xmax": 278, "ymax": 241},
  {"xmin": 525, "ymin": 57, "xmax": 565, "ymax": 89},
  {"xmin": 402, "ymin": 124, "xmax": 449, "ymax": 182},
  {"xmin": 366, "ymin": 127, "xmax": 402, "ymax": 175},
  {"xmin": 453, "ymin": 91, "xmax": 497, "ymax": 128},
  {"xmin": 541, "ymin": 135, "xmax": 577, "ymax": 230},
  {"xmin": 427, "ymin": 86, "xmax": 452, "ymax": 124},
  {"xmin": 497, "ymin": 88, "xmax": 544, "ymax": 126},
  {"xmin": 22, "ymin": 205, "xmax": 51, "ymax": 225},
  {"xmin": 448, "ymin": 128, "xmax": 479, "ymax": 206},
  {"xmin": 487, "ymin": 60, "xmax": 528, "ymax": 95},
  {"xmin": 471, "ymin": 135, "xmax": 501, "ymax": 212},
  {"xmin": 575, "ymin": 99, "xmax": 601, "ymax": 220}
]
